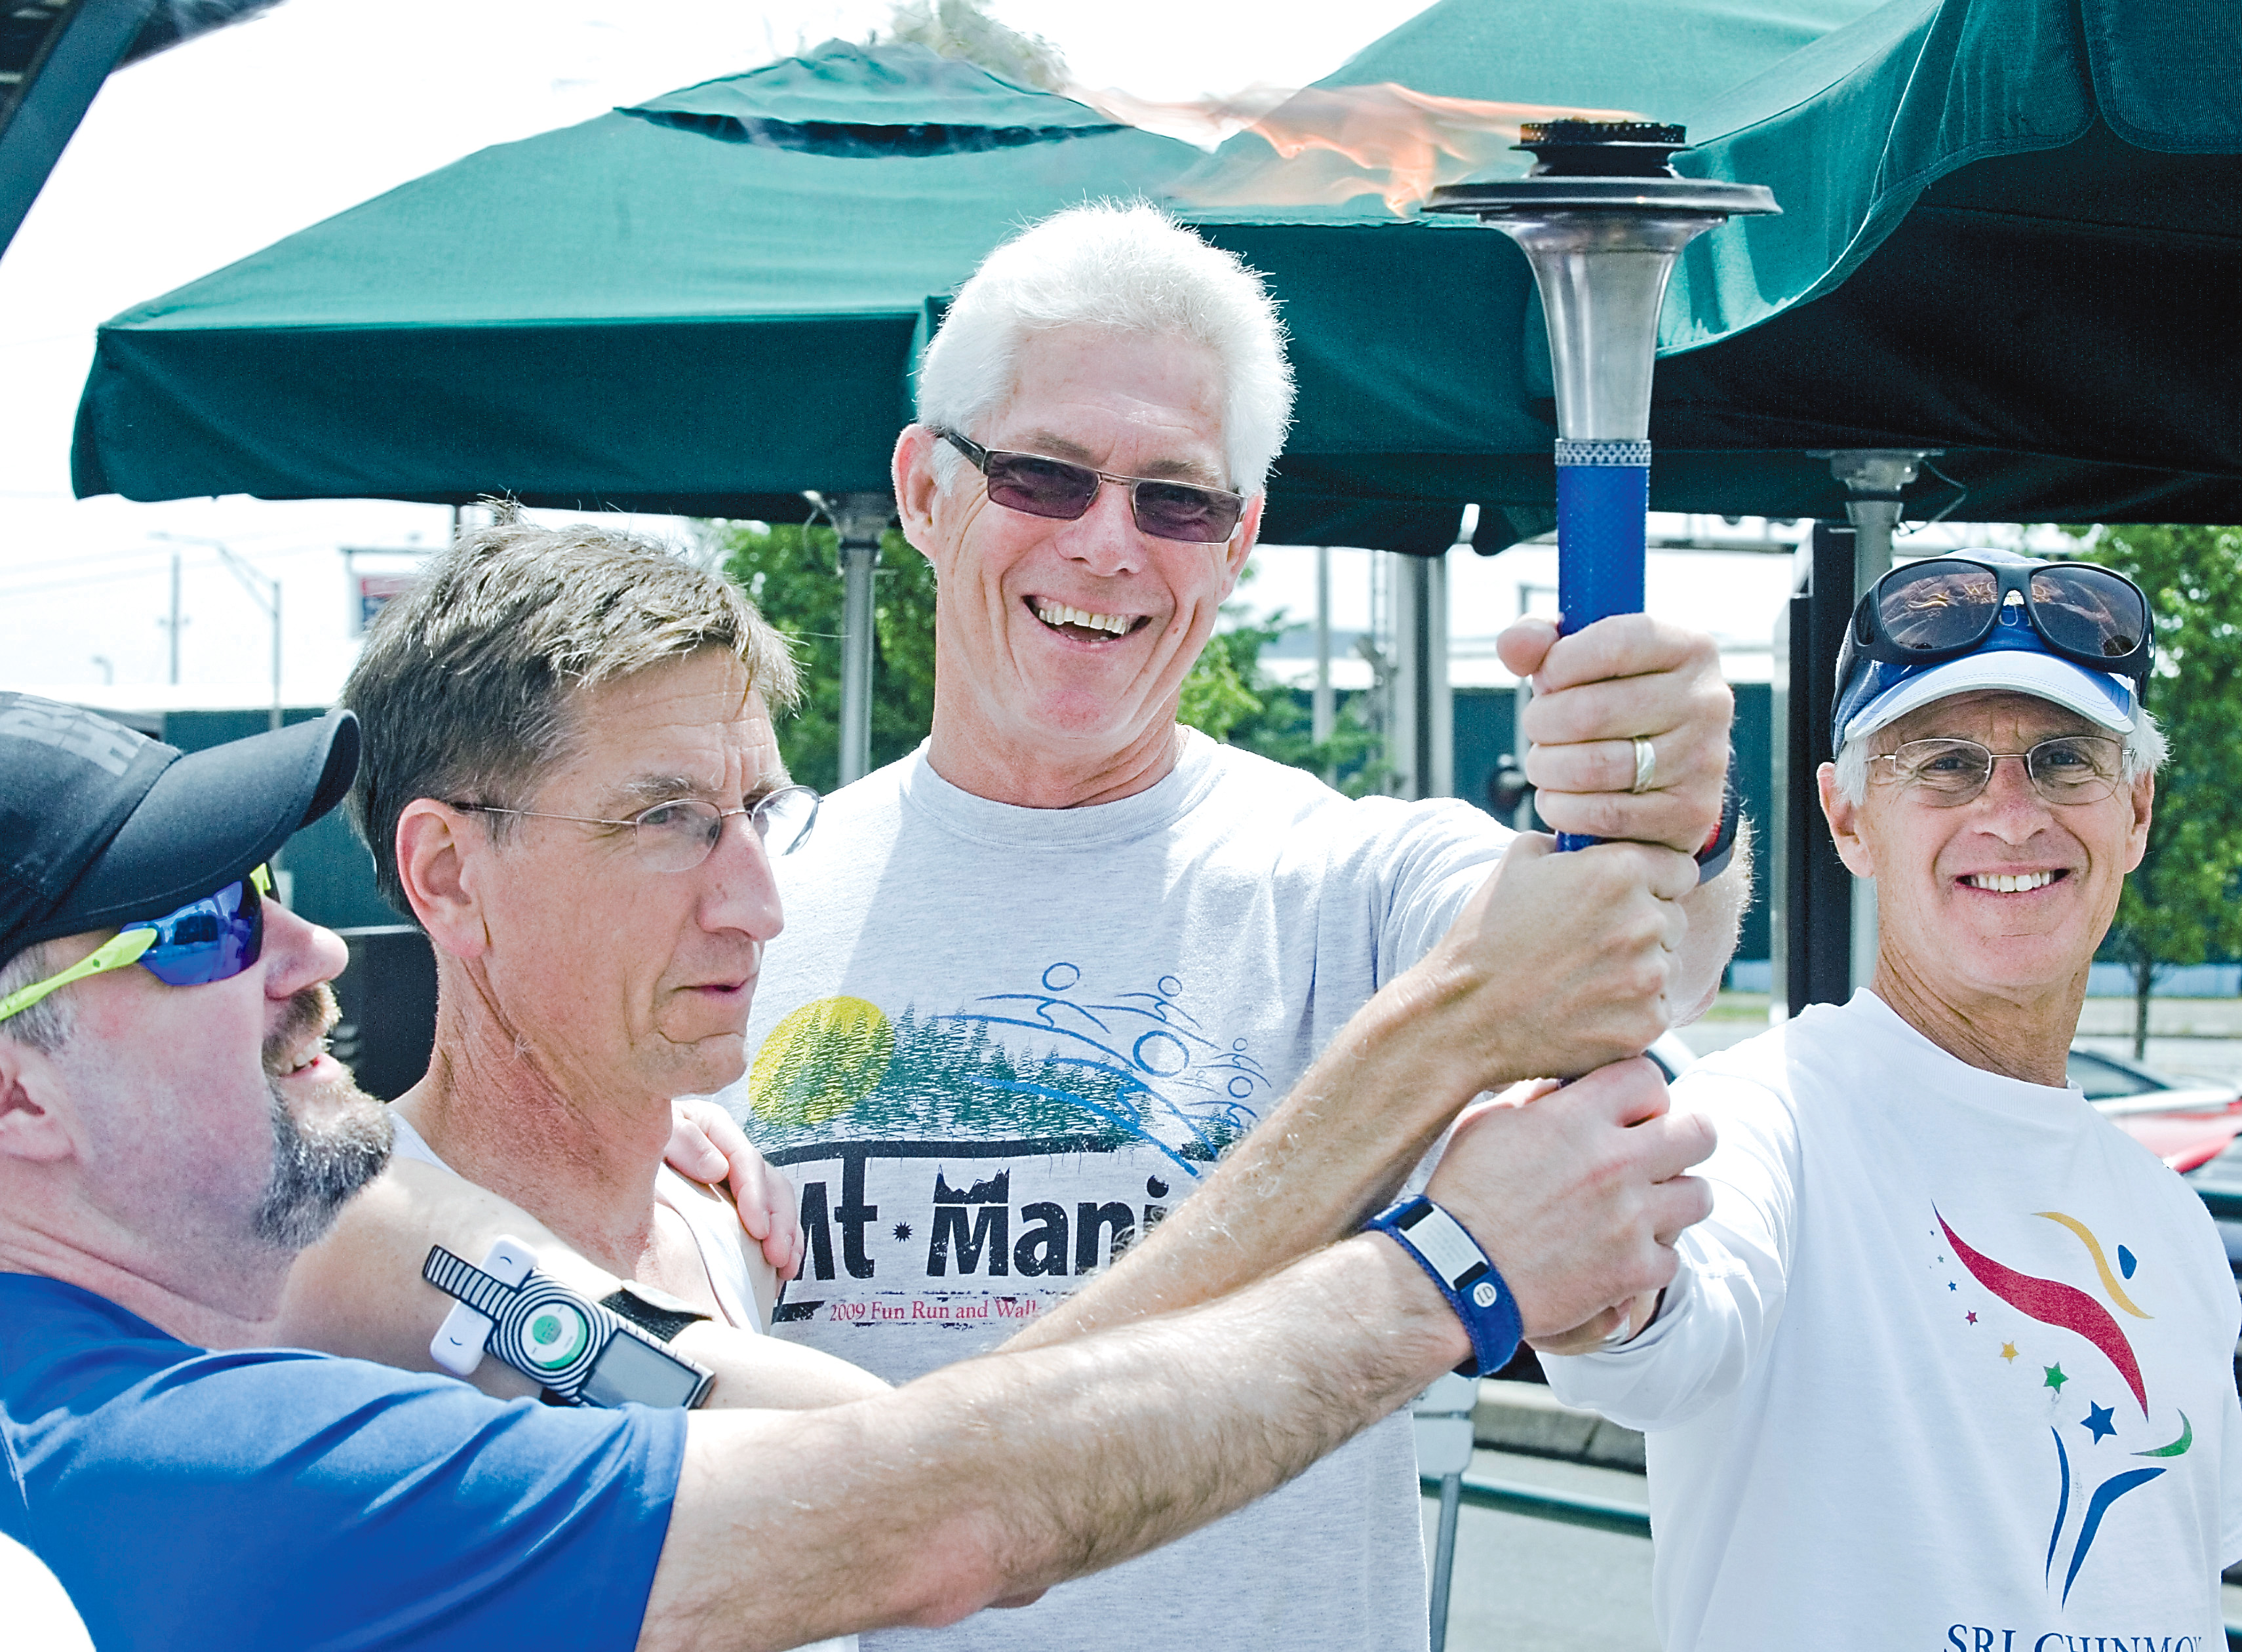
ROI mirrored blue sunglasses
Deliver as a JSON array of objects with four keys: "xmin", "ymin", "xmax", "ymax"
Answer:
[{"xmin": 0, "ymin": 865, "xmax": 271, "ymax": 1025}]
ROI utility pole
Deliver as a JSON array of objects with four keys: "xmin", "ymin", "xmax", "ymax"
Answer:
[
  {"xmin": 155, "ymin": 534, "xmax": 283, "ymax": 731},
  {"xmin": 160, "ymin": 551, "xmax": 184, "ymax": 684}
]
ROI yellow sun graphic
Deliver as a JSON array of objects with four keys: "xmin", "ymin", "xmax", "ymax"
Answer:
[{"xmin": 748, "ymin": 996, "xmax": 896, "ymax": 1127}]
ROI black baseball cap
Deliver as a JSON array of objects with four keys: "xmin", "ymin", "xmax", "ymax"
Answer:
[{"xmin": 1, "ymin": 694, "xmax": 360, "ymax": 963}]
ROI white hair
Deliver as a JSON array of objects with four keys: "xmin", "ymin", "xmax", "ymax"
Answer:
[
  {"xmin": 1834, "ymin": 702, "xmax": 2167, "ymax": 804},
  {"xmin": 916, "ymin": 201, "xmax": 1294, "ymax": 492}
]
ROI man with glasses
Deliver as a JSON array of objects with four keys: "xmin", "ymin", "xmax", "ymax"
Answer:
[
  {"xmin": 728, "ymin": 200, "xmax": 1750, "ymax": 1651},
  {"xmin": 1, "ymin": 695, "xmax": 1715, "ymax": 1650},
  {"xmin": 1543, "ymin": 547, "xmax": 2242, "ymax": 1647},
  {"xmin": 285, "ymin": 516, "xmax": 888, "ymax": 1413}
]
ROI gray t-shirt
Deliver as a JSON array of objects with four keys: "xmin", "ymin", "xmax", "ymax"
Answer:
[{"xmin": 720, "ymin": 732, "xmax": 1505, "ymax": 1652}]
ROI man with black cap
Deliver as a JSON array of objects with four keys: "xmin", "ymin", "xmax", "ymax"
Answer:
[
  {"xmin": 0, "ymin": 693, "xmax": 1718, "ymax": 1651},
  {"xmin": 1541, "ymin": 551, "xmax": 2242, "ymax": 1648}
]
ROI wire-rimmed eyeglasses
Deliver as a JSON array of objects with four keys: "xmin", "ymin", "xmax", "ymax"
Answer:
[
  {"xmin": 1868, "ymin": 738, "xmax": 2125, "ymax": 808},
  {"xmin": 447, "ymin": 785, "xmax": 819, "ymax": 871}
]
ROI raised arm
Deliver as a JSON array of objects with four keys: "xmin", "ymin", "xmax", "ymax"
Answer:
[
  {"xmin": 1002, "ymin": 611, "xmax": 1735, "ymax": 1354},
  {"xmin": 1007, "ymin": 829, "xmax": 1709, "ymax": 1354},
  {"xmin": 277, "ymin": 1157, "xmax": 888, "ymax": 1408}
]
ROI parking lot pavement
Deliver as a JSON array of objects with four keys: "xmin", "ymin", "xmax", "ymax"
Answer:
[
  {"xmin": 1679, "ymin": 995, "xmax": 2242, "ymax": 1090},
  {"xmin": 1422, "ymin": 1453, "xmax": 2242, "ymax": 1647},
  {"xmin": 1422, "ymin": 1447, "xmax": 1658, "ymax": 1652}
]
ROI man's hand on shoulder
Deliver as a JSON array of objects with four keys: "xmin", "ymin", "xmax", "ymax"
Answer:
[
  {"xmin": 1498, "ymin": 614, "xmax": 1731, "ymax": 857},
  {"xmin": 1425, "ymin": 1057, "xmax": 1713, "ymax": 1342},
  {"xmin": 666, "ymin": 1099, "xmax": 802, "ymax": 1282}
]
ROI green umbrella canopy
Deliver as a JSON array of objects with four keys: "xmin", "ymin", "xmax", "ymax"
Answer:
[
  {"xmin": 73, "ymin": 3, "xmax": 2240, "ymax": 555},
  {"xmin": 71, "ymin": 41, "xmax": 1202, "ymax": 519},
  {"xmin": 68, "ymin": 8, "xmax": 1895, "ymax": 551},
  {"xmin": 1192, "ymin": 0, "xmax": 2242, "ymax": 550}
]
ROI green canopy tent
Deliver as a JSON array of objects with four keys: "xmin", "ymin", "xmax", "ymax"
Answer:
[
  {"xmin": 69, "ymin": 0, "xmax": 2241, "ymax": 550},
  {"xmin": 69, "ymin": 41, "xmax": 1208, "ymax": 521},
  {"xmin": 70, "ymin": 7, "xmax": 1886, "ymax": 551},
  {"xmin": 1188, "ymin": 0, "xmax": 2241, "ymax": 551}
]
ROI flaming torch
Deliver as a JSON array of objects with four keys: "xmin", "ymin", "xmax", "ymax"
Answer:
[{"xmin": 1427, "ymin": 122, "xmax": 1776, "ymax": 847}]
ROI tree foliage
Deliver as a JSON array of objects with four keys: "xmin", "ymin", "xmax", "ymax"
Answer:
[
  {"xmin": 714, "ymin": 519, "xmax": 1388, "ymax": 795},
  {"xmin": 719, "ymin": 521, "xmax": 940, "ymax": 795},
  {"xmin": 1188, "ymin": 607, "xmax": 1392, "ymax": 795},
  {"xmin": 2068, "ymin": 524, "xmax": 2242, "ymax": 1052}
]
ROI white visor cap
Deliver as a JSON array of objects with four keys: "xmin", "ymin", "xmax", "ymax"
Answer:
[{"xmin": 1839, "ymin": 646, "xmax": 2136, "ymax": 747}]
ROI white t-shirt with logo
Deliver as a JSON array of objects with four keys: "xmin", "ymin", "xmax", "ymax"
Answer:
[
  {"xmin": 720, "ymin": 733, "xmax": 1506, "ymax": 1652},
  {"xmin": 1545, "ymin": 991, "xmax": 2242, "ymax": 1651}
]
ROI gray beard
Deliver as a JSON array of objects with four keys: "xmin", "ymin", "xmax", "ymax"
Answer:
[{"xmin": 251, "ymin": 1071, "xmax": 394, "ymax": 1252}]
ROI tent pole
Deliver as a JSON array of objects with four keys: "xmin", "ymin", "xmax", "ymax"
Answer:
[
  {"xmin": 1313, "ymin": 546, "xmax": 1334, "ymax": 782},
  {"xmin": 1816, "ymin": 449, "xmax": 1940, "ymax": 992},
  {"xmin": 1779, "ymin": 522, "xmax": 1860, "ymax": 1015},
  {"xmin": 829, "ymin": 492, "xmax": 893, "ymax": 789}
]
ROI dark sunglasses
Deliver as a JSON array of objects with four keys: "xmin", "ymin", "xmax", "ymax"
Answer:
[
  {"xmin": 1847, "ymin": 557, "xmax": 2152, "ymax": 684},
  {"xmin": 939, "ymin": 430, "xmax": 1246, "ymax": 544},
  {"xmin": 0, "ymin": 865, "xmax": 270, "ymax": 1025}
]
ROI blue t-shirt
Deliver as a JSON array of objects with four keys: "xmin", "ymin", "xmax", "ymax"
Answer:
[{"xmin": 0, "ymin": 1274, "xmax": 687, "ymax": 1651}]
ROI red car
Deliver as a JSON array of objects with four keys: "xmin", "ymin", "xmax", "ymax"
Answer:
[{"xmin": 2076, "ymin": 1048, "xmax": 2242, "ymax": 1172}]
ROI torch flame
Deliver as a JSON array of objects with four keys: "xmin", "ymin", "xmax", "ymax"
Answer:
[{"xmin": 1077, "ymin": 81, "xmax": 1642, "ymax": 216}]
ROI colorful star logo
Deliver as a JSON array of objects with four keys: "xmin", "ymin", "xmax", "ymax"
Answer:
[
  {"xmin": 1966, "ymin": 1311, "xmax": 1978, "ymax": 1325},
  {"xmin": 2080, "ymin": 1402, "xmax": 2117, "ymax": 1444},
  {"xmin": 2044, "ymin": 1363, "xmax": 2068, "ymax": 1394},
  {"xmin": 2001, "ymin": 1342, "xmax": 2018, "ymax": 1363}
]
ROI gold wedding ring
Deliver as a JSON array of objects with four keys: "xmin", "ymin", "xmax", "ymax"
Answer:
[{"xmin": 1629, "ymin": 736, "xmax": 1657, "ymax": 795}]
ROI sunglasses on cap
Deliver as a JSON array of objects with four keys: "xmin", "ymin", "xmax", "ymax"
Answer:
[
  {"xmin": 938, "ymin": 430, "xmax": 1247, "ymax": 545},
  {"xmin": 0, "ymin": 865, "xmax": 271, "ymax": 1026},
  {"xmin": 1847, "ymin": 557, "xmax": 2152, "ymax": 686}
]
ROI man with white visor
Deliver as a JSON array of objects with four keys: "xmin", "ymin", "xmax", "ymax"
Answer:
[{"xmin": 1542, "ymin": 547, "xmax": 2242, "ymax": 1647}]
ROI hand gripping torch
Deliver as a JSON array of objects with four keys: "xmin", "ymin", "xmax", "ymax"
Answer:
[{"xmin": 1428, "ymin": 122, "xmax": 1775, "ymax": 850}]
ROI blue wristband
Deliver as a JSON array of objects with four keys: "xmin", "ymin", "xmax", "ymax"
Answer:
[{"xmin": 1365, "ymin": 1194, "xmax": 1524, "ymax": 1378}]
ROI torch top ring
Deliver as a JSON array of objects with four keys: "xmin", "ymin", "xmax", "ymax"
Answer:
[
  {"xmin": 1426, "ymin": 119, "xmax": 1779, "ymax": 222},
  {"xmin": 1516, "ymin": 121, "xmax": 1689, "ymax": 177},
  {"xmin": 1423, "ymin": 177, "xmax": 1779, "ymax": 220}
]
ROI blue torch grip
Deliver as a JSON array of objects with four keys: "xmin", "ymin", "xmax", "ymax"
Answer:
[{"xmin": 1552, "ymin": 444, "xmax": 1651, "ymax": 852}]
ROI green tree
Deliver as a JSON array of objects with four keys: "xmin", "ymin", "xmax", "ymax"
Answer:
[
  {"xmin": 718, "ymin": 521, "xmax": 939, "ymax": 794},
  {"xmin": 2068, "ymin": 524, "xmax": 2242, "ymax": 1055},
  {"xmin": 1187, "ymin": 606, "xmax": 1391, "ymax": 794}
]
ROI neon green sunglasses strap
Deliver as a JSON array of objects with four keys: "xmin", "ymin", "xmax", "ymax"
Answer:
[{"xmin": 0, "ymin": 926, "xmax": 159, "ymax": 1025}]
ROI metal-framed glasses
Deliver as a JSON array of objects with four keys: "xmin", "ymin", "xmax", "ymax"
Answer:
[
  {"xmin": 1869, "ymin": 737, "xmax": 2125, "ymax": 808},
  {"xmin": 937, "ymin": 430, "xmax": 1246, "ymax": 545},
  {"xmin": 448, "ymin": 785, "xmax": 820, "ymax": 872},
  {"xmin": 0, "ymin": 863, "xmax": 273, "ymax": 1025}
]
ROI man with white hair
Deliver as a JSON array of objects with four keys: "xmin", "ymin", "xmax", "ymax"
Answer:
[
  {"xmin": 730, "ymin": 201, "xmax": 1751, "ymax": 1649},
  {"xmin": 1544, "ymin": 549, "xmax": 2242, "ymax": 1648}
]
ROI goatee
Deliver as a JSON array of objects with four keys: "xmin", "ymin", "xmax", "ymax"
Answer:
[{"xmin": 252, "ymin": 983, "xmax": 394, "ymax": 1251}]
